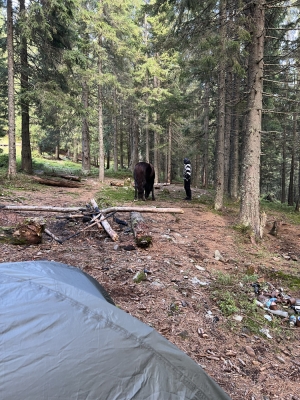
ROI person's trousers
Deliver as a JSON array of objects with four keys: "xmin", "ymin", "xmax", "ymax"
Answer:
[{"xmin": 184, "ymin": 179, "xmax": 191, "ymax": 199}]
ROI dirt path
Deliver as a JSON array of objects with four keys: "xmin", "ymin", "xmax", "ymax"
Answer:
[{"xmin": 1, "ymin": 177, "xmax": 300, "ymax": 399}]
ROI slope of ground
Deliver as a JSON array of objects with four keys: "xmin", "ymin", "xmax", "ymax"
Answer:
[{"xmin": 1, "ymin": 177, "xmax": 300, "ymax": 400}]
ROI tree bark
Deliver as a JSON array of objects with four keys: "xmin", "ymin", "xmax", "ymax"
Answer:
[
  {"xmin": 239, "ymin": 0, "xmax": 265, "ymax": 239},
  {"xmin": 32, "ymin": 176, "xmax": 82, "ymax": 187},
  {"xmin": 1, "ymin": 204, "xmax": 184, "ymax": 214},
  {"xmin": 98, "ymin": 47, "xmax": 105, "ymax": 182},
  {"xmin": 229, "ymin": 74, "xmax": 240, "ymax": 201},
  {"xmin": 131, "ymin": 212, "xmax": 152, "ymax": 248},
  {"xmin": 153, "ymin": 73, "xmax": 160, "ymax": 184},
  {"xmin": 5, "ymin": 219, "xmax": 44, "ymax": 245},
  {"xmin": 288, "ymin": 113, "xmax": 296, "ymax": 206},
  {"xmin": 130, "ymin": 111, "xmax": 139, "ymax": 171},
  {"xmin": 113, "ymin": 88, "xmax": 118, "ymax": 172},
  {"xmin": 202, "ymin": 84, "xmax": 210, "ymax": 189},
  {"xmin": 81, "ymin": 80, "xmax": 90, "ymax": 174},
  {"xmin": 214, "ymin": 0, "xmax": 226, "ymax": 211},
  {"xmin": 224, "ymin": 67, "xmax": 232, "ymax": 196},
  {"xmin": 167, "ymin": 118, "xmax": 172, "ymax": 184},
  {"xmin": 19, "ymin": 0, "xmax": 32, "ymax": 174},
  {"xmin": 7, "ymin": 0, "xmax": 17, "ymax": 178},
  {"xmin": 90, "ymin": 198, "xmax": 119, "ymax": 241},
  {"xmin": 281, "ymin": 128, "xmax": 286, "ymax": 203}
]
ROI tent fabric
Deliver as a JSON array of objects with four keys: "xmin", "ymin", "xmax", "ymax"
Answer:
[{"xmin": 0, "ymin": 260, "xmax": 231, "ymax": 400}]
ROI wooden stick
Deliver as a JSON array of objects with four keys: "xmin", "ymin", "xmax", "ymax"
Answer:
[
  {"xmin": 91, "ymin": 199, "xmax": 119, "ymax": 242},
  {"xmin": 44, "ymin": 228, "xmax": 63, "ymax": 244}
]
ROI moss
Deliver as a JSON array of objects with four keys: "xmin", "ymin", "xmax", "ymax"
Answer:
[
  {"xmin": 136, "ymin": 235, "xmax": 152, "ymax": 248},
  {"xmin": 266, "ymin": 270, "xmax": 300, "ymax": 290},
  {"xmin": 133, "ymin": 271, "xmax": 147, "ymax": 283}
]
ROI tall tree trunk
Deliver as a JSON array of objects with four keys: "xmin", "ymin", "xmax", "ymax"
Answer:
[
  {"xmin": 153, "ymin": 75, "xmax": 160, "ymax": 183},
  {"xmin": 281, "ymin": 129, "xmax": 286, "ymax": 203},
  {"xmin": 240, "ymin": 0, "xmax": 265, "ymax": 238},
  {"xmin": 55, "ymin": 143, "xmax": 59, "ymax": 160},
  {"xmin": 224, "ymin": 68, "xmax": 232, "ymax": 195},
  {"xmin": 202, "ymin": 84, "xmax": 210, "ymax": 188},
  {"xmin": 167, "ymin": 118, "xmax": 172, "ymax": 184},
  {"xmin": 229, "ymin": 74, "xmax": 240, "ymax": 200},
  {"xmin": 73, "ymin": 137, "xmax": 78, "ymax": 163},
  {"xmin": 19, "ymin": 0, "xmax": 32, "ymax": 174},
  {"xmin": 81, "ymin": 80, "xmax": 90, "ymax": 174},
  {"xmin": 130, "ymin": 112, "xmax": 139, "ymax": 171},
  {"xmin": 288, "ymin": 114, "xmax": 297, "ymax": 206},
  {"xmin": 113, "ymin": 89, "xmax": 118, "ymax": 172},
  {"xmin": 7, "ymin": 0, "xmax": 17, "ymax": 178},
  {"xmin": 144, "ymin": 13, "xmax": 150, "ymax": 163},
  {"xmin": 106, "ymin": 150, "xmax": 110, "ymax": 170},
  {"xmin": 98, "ymin": 54, "xmax": 104, "ymax": 182},
  {"xmin": 120, "ymin": 106, "xmax": 124, "ymax": 169},
  {"xmin": 214, "ymin": 0, "xmax": 226, "ymax": 210},
  {"xmin": 145, "ymin": 110, "xmax": 149, "ymax": 162}
]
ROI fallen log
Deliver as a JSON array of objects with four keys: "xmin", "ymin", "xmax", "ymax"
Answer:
[
  {"xmin": 110, "ymin": 181, "xmax": 123, "ymax": 187},
  {"xmin": 100, "ymin": 206, "xmax": 184, "ymax": 214},
  {"xmin": 131, "ymin": 211, "xmax": 152, "ymax": 248},
  {"xmin": 0, "ymin": 227, "xmax": 25, "ymax": 245},
  {"xmin": 51, "ymin": 174, "xmax": 81, "ymax": 182},
  {"xmin": 0, "ymin": 205, "xmax": 82, "ymax": 212},
  {"xmin": 0, "ymin": 219, "xmax": 45, "ymax": 245},
  {"xmin": 0, "ymin": 205, "xmax": 184, "ymax": 214},
  {"xmin": 32, "ymin": 176, "xmax": 82, "ymax": 188}
]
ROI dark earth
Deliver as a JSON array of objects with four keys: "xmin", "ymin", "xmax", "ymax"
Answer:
[{"xmin": 1, "ymin": 177, "xmax": 300, "ymax": 399}]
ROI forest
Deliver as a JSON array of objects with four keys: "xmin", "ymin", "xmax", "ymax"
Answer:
[{"xmin": 1, "ymin": 0, "xmax": 300, "ymax": 238}]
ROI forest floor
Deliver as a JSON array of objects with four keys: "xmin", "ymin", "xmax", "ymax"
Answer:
[{"xmin": 1, "ymin": 176, "xmax": 300, "ymax": 400}]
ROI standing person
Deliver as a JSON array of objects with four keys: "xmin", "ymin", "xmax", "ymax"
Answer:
[{"xmin": 183, "ymin": 158, "xmax": 192, "ymax": 200}]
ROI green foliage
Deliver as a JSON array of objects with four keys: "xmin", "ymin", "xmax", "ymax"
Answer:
[
  {"xmin": 104, "ymin": 168, "xmax": 133, "ymax": 180},
  {"xmin": 0, "ymin": 153, "xmax": 8, "ymax": 168},
  {"xmin": 31, "ymin": 157, "xmax": 86, "ymax": 177},
  {"xmin": 216, "ymin": 291, "xmax": 238, "ymax": 316},
  {"xmin": 214, "ymin": 271, "xmax": 235, "ymax": 286}
]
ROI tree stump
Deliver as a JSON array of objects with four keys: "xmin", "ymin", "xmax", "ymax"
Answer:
[
  {"xmin": 0, "ymin": 218, "xmax": 45, "ymax": 245},
  {"xmin": 131, "ymin": 212, "xmax": 152, "ymax": 248}
]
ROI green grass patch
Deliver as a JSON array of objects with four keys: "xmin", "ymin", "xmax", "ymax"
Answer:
[
  {"xmin": 260, "ymin": 199, "xmax": 300, "ymax": 225},
  {"xmin": 104, "ymin": 168, "xmax": 133, "ymax": 180},
  {"xmin": 95, "ymin": 185, "xmax": 135, "ymax": 208},
  {"xmin": 264, "ymin": 270, "xmax": 300, "ymax": 290}
]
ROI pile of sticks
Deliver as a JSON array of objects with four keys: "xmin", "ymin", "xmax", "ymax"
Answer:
[{"xmin": 1, "ymin": 199, "xmax": 184, "ymax": 247}]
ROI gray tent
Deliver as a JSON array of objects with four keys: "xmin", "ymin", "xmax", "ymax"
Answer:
[{"xmin": 0, "ymin": 260, "xmax": 231, "ymax": 400}]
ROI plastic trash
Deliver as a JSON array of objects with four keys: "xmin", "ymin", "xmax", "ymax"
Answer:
[
  {"xmin": 264, "ymin": 314, "xmax": 272, "ymax": 322},
  {"xmin": 251, "ymin": 283, "xmax": 260, "ymax": 294},
  {"xmin": 260, "ymin": 328, "xmax": 273, "ymax": 339},
  {"xmin": 268, "ymin": 309, "xmax": 289, "ymax": 318},
  {"xmin": 255, "ymin": 300, "xmax": 264, "ymax": 308},
  {"xmin": 289, "ymin": 315, "xmax": 296, "ymax": 327},
  {"xmin": 265, "ymin": 297, "xmax": 277, "ymax": 308}
]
